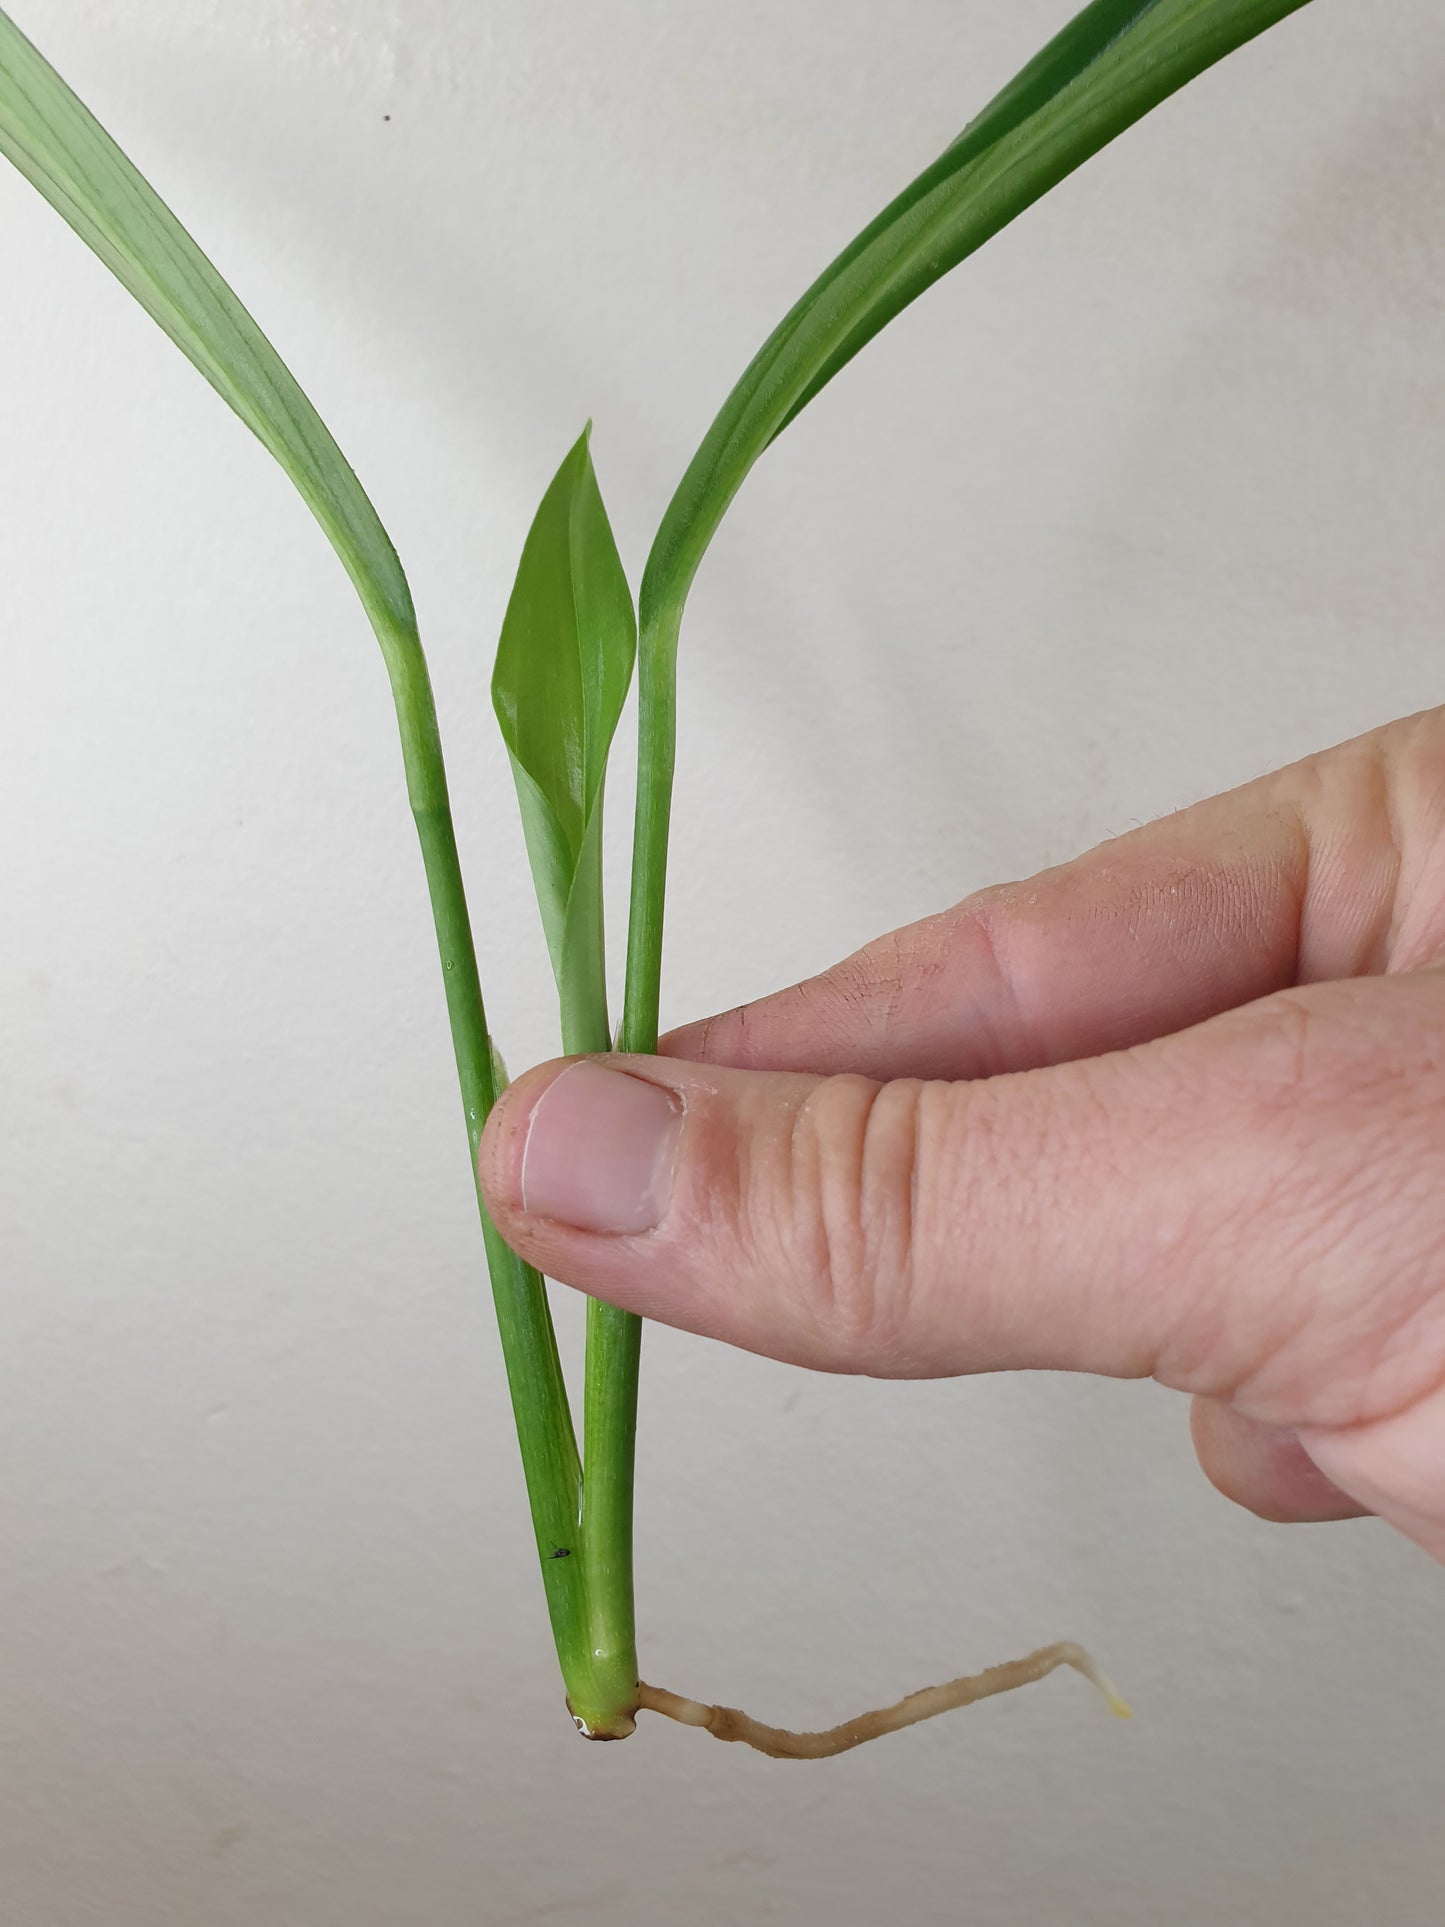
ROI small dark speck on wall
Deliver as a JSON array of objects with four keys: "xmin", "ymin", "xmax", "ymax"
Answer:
[{"xmin": 383, "ymin": 113, "xmax": 391, "ymax": 122}]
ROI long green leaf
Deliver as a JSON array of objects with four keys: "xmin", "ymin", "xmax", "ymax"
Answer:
[
  {"xmin": 0, "ymin": 5, "xmax": 597, "ymax": 1695},
  {"xmin": 493, "ymin": 425, "xmax": 636, "ymax": 1055},
  {"xmin": 622, "ymin": 0, "xmax": 1317, "ymax": 1052},
  {"xmin": 646, "ymin": 0, "xmax": 1315, "ymax": 620}
]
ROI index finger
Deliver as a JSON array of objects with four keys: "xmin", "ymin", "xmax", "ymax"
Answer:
[{"xmin": 662, "ymin": 712, "xmax": 1435, "ymax": 1082}]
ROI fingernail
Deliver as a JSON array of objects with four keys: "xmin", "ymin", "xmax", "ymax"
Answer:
[{"xmin": 519, "ymin": 1062, "xmax": 682, "ymax": 1234}]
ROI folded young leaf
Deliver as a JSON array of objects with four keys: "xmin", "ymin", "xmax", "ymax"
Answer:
[{"xmin": 493, "ymin": 427, "xmax": 637, "ymax": 1054}]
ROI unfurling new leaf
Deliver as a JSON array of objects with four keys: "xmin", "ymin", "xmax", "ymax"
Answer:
[{"xmin": 493, "ymin": 426, "xmax": 636, "ymax": 1054}]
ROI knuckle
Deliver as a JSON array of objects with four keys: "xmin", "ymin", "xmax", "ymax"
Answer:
[
  {"xmin": 780, "ymin": 1073, "xmax": 922, "ymax": 1368},
  {"xmin": 948, "ymin": 897, "xmax": 1024, "ymax": 1069}
]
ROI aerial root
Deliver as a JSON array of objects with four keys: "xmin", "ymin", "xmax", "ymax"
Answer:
[{"xmin": 636, "ymin": 1640, "xmax": 1130, "ymax": 1760}]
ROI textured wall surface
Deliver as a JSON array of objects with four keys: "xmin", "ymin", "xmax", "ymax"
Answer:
[{"xmin": 2, "ymin": 4, "xmax": 1443, "ymax": 1922}]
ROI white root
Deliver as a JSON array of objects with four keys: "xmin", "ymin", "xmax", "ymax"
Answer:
[{"xmin": 635, "ymin": 1641, "xmax": 1130, "ymax": 1760}]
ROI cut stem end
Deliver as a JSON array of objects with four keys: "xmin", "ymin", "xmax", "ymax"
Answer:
[{"xmin": 567, "ymin": 1695, "xmax": 639, "ymax": 1742}]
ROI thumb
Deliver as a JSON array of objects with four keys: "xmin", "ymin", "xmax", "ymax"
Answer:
[
  {"xmin": 477, "ymin": 1043, "xmax": 1175, "ymax": 1379},
  {"xmin": 476, "ymin": 972, "xmax": 1445, "ymax": 1401},
  {"xmin": 477, "ymin": 1045, "xmax": 1163, "ymax": 1378}
]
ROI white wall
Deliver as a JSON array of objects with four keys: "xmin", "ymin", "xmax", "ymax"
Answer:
[{"xmin": 2, "ymin": 3, "xmax": 1443, "ymax": 1922}]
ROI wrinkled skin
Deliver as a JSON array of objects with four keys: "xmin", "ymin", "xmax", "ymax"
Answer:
[{"xmin": 480, "ymin": 709, "xmax": 1445, "ymax": 1563}]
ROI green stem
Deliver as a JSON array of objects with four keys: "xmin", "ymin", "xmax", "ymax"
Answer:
[
  {"xmin": 383, "ymin": 625, "xmax": 612, "ymax": 1712},
  {"xmin": 578, "ymin": 1298, "xmax": 642, "ymax": 1732},
  {"xmin": 560, "ymin": 842, "xmax": 642, "ymax": 1737},
  {"xmin": 620, "ymin": 601, "xmax": 680, "ymax": 1056}
]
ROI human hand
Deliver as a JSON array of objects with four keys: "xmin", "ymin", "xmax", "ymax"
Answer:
[{"xmin": 478, "ymin": 711, "xmax": 1445, "ymax": 1562}]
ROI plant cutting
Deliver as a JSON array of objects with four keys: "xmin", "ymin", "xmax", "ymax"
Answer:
[{"xmin": 0, "ymin": 0, "xmax": 1316, "ymax": 1755}]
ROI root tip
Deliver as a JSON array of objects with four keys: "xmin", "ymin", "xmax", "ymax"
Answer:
[{"xmin": 1069, "ymin": 1649, "xmax": 1132, "ymax": 1719}]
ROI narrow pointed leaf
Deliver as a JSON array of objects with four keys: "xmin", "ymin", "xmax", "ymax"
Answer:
[
  {"xmin": 0, "ymin": 8, "xmax": 595, "ymax": 1688},
  {"xmin": 493, "ymin": 426, "xmax": 636, "ymax": 1053},
  {"xmin": 625, "ymin": 0, "xmax": 1317, "ymax": 1051},
  {"xmin": 641, "ymin": 0, "xmax": 1314, "ymax": 628}
]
